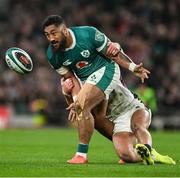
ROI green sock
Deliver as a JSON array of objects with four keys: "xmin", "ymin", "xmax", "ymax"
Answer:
[{"xmin": 77, "ymin": 143, "xmax": 89, "ymax": 154}]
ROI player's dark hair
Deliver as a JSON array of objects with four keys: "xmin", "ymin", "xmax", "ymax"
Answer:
[{"xmin": 42, "ymin": 15, "xmax": 64, "ymax": 30}]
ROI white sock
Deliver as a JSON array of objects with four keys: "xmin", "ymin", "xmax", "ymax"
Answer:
[{"xmin": 76, "ymin": 152, "xmax": 87, "ymax": 158}]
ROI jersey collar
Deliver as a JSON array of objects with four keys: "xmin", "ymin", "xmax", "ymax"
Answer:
[{"xmin": 65, "ymin": 29, "xmax": 76, "ymax": 51}]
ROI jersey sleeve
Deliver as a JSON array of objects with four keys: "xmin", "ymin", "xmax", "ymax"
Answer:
[
  {"xmin": 46, "ymin": 45, "xmax": 69, "ymax": 75},
  {"xmin": 56, "ymin": 66, "xmax": 69, "ymax": 75},
  {"xmin": 89, "ymin": 27, "xmax": 109, "ymax": 54},
  {"xmin": 47, "ymin": 59, "xmax": 69, "ymax": 75}
]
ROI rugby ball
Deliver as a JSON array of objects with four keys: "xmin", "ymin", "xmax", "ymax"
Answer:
[{"xmin": 5, "ymin": 47, "xmax": 33, "ymax": 74}]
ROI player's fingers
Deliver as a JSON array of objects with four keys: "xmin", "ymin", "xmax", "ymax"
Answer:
[
  {"xmin": 136, "ymin": 68, "xmax": 151, "ymax": 77},
  {"xmin": 144, "ymin": 72, "xmax": 149, "ymax": 79},
  {"xmin": 112, "ymin": 49, "xmax": 119, "ymax": 56},
  {"xmin": 72, "ymin": 113, "xmax": 78, "ymax": 121},
  {"xmin": 64, "ymin": 78, "xmax": 73, "ymax": 85},
  {"xmin": 140, "ymin": 72, "xmax": 149, "ymax": 83},
  {"xmin": 143, "ymin": 68, "xmax": 151, "ymax": 74},
  {"xmin": 68, "ymin": 109, "xmax": 76, "ymax": 121},
  {"xmin": 66, "ymin": 103, "xmax": 75, "ymax": 110},
  {"xmin": 68, "ymin": 111, "xmax": 73, "ymax": 121},
  {"xmin": 63, "ymin": 79, "xmax": 72, "ymax": 89},
  {"xmin": 141, "ymin": 77, "xmax": 144, "ymax": 83},
  {"xmin": 68, "ymin": 112, "xmax": 72, "ymax": 121},
  {"xmin": 69, "ymin": 113, "xmax": 76, "ymax": 122},
  {"xmin": 106, "ymin": 42, "xmax": 112, "ymax": 53},
  {"xmin": 106, "ymin": 46, "xmax": 114, "ymax": 55},
  {"xmin": 139, "ymin": 67, "xmax": 150, "ymax": 73},
  {"xmin": 70, "ymin": 80, "xmax": 75, "ymax": 87},
  {"xmin": 107, "ymin": 42, "xmax": 119, "ymax": 54},
  {"xmin": 67, "ymin": 82, "xmax": 74, "ymax": 89},
  {"xmin": 69, "ymin": 112, "xmax": 75, "ymax": 121},
  {"xmin": 142, "ymin": 71, "xmax": 149, "ymax": 78}
]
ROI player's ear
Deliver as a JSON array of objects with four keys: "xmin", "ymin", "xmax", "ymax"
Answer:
[{"xmin": 62, "ymin": 25, "xmax": 68, "ymax": 36}]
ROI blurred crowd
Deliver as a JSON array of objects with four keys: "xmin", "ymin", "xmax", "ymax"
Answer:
[{"xmin": 0, "ymin": 0, "xmax": 179, "ymax": 125}]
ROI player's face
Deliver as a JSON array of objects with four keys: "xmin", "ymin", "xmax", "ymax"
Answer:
[{"xmin": 44, "ymin": 24, "xmax": 67, "ymax": 51}]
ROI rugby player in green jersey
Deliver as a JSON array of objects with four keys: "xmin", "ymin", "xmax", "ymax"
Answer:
[{"xmin": 42, "ymin": 15, "xmax": 150, "ymax": 164}]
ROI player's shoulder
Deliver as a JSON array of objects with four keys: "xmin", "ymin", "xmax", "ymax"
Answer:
[
  {"xmin": 46, "ymin": 45, "xmax": 62, "ymax": 69},
  {"xmin": 70, "ymin": 26, "xmax": 98, "ymax": 37},
  {"xmin": 71, "ymin": 25, "xmax": 97, "ymax": 31},
  {"xmin": 47, "ymin": 44, "xmax": 54, "ymax": 60}
]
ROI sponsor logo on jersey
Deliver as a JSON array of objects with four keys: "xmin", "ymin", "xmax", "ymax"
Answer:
[
  {"xmin": 80, "ymin": 50, "xmax": 90, "ymax": 58},
  {"xmin": 76, "ymin": 61, "xmax": 89, "ymax": 69},
  {"xmin": 63, "ymin": 59, "xmax": 72, "ymax": 66}
]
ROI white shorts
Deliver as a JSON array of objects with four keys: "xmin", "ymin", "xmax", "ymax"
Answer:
[{"xmin": 113, "ymin": 102, "xmax": 152, "ymax": 134}]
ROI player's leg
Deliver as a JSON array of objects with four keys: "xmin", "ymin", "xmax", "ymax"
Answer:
[
  {"xmin": 87, "ymin": 62, "xmax": 120, "ymax": 141},
  {"xmin": 62, "ymin": 76, "xmax": 113, "ymax": 141},
  {"xmin": 111, "ymin": 110, "xmax": 142, "ymax": 163},
  {"xmin": 92, "ymin": 99, "xmax": 113, "ymax": 141},
  {"xmin": 68, "ymin": 63, "xmax": 120, "ymax": 164},
  {"xmin": 67, "ymin": 83, "xmax": 105, "ymax": 164},
  {"xmin": 131, "ymin": 108, "xmax": 152, "ymax": 146},
  {"xmin": 131, "ymin": 109, "xmax": 176, "ymax": 165},
  {"xmin": 131, "ymin": 108, "xmax": 154, "ymax": 165},
  {"xmin": 113, "ymin": 132, "xmax": 141, "ymax": 163},
  {"xmin": 67, "ymin": 90, "xmax": 113, "ymax": 164}
]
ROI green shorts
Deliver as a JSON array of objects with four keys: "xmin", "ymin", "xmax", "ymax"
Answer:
[{"xmin": 85, "ymin": 62, "xmax": 120, "ymax": 99}]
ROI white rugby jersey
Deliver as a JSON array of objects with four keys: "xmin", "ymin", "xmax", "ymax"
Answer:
[{"xmin": 106, "ymin": 80, "xmax": 144, "ymax": 121}]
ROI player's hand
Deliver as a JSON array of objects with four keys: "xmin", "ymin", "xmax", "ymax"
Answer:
[
  {"xmin": 68, "ymin": 108, "xmax": 77, "ymax": 122},
  {"xmin": 66, "ymin": 102, "xmax": 77, "ymax": 121},
  {"xmin": 67, "ymin": 102, "xmax": 84, "ymax": 121},
  {"xmin": 61, "ymin": 77, "xmax": 74, "ymax": 95},
  {"xmin": 134, "ymin": 63, "xmax": 150, "ymax": 83},
  {"xmin": 106, "ymin": 42, "xmax": 120, "ymax": 57}
]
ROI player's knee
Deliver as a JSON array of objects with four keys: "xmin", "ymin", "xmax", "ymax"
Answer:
[
  {"xmin": 75, "ymin": 97, "xmax": 91, "ymax": 112},
  {"xmin": 132, "ymin": 122, "xmax": 147, "ymax": 133},
  {"xmin": 74, "ymin": 99, "xmax": 91, "ymax": 119},
  {"xmin": 131, "ymin": 116, "xmax": 149, "ymax": 131}
]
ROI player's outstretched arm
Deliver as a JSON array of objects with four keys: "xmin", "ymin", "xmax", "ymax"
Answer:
[
  {"xmin": 93, "ymin": 27, "xmax": 150, "ymax": 82},
  {"xmin": 106, "ymin": 43, "xmax": 150, "ymax": 83}
]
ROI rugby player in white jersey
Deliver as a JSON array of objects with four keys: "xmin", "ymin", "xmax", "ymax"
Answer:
[{"xmin": 62, "ymin": 75, "xmax": 176, "ymax": 165}]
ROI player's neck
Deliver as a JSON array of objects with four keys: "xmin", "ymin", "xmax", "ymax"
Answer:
[
  {"xmin": 66, "ymin": 30, "xmax": 73, "ymax": 48},
  {"xmin": 64, "ymin": 29, "xmax": 76, "ymax": 51}
]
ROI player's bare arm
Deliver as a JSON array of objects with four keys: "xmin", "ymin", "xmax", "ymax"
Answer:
[
  {"xmin": 111, "ymin": 49, "xmax": 150, "ymax": 83},
  {"xmin": 61, "ymin": 78, "xmax": 74, "ymax": 105},
  {"xmin": 60, "ymin": 71, "xmax": 82, "ymax": 121},
  {"xmin": 62, "ymin": 71, "xmax": 81, "ymax": 99},
  {"xmin": 104, "ymin": 41, "xmax": 150, "ymax": 83}
]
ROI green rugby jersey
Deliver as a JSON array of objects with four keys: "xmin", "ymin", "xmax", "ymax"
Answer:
[{"xmin": 46, "ymin": 26, "xmax": 114, "ymax": 81}]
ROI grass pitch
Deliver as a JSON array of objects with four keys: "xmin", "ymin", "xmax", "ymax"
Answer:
[{"xmin": 0, "ymin": 128, "xmax": 179, "ymax": 177}]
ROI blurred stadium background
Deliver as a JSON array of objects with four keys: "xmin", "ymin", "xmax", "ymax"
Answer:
[{"xmin": 0, "ymin": 0, "xmax": 179, "ymax": 129}]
